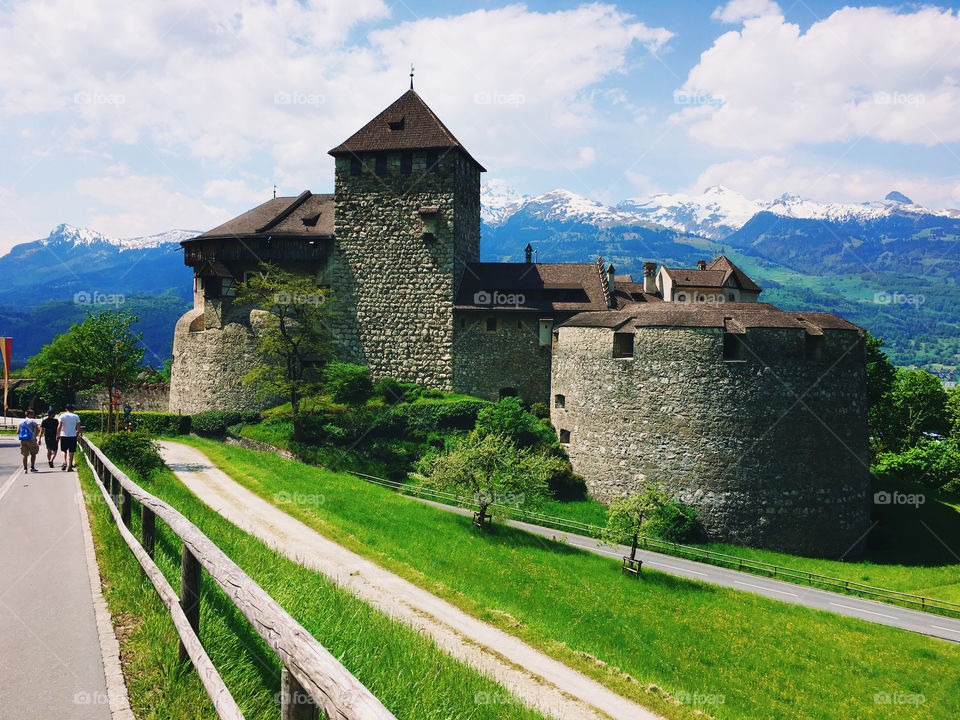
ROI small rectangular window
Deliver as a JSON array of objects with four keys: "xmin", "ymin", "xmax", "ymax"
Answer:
[
  {"xmin": 459, "ymin": 317, "xmax": 466, "ymax": 329},
  {"xmin": 805, "ymin": 334, "xmax": 824, "ymax": 362},
  {"xmin": 559, "ymin": 429, "xmax": 571, "ymax": 444},
  {"xmin": 350, "ymin": 156, "xmax": 362, "ymax": 176},
  {"xmin": 375, "ymin": 155, "xmax": 387, "ymax": 175},
  {"xmin": 486, "ymin": 317, "xmax": 497, "ymax": 332},
  {"xmin": 400, "ymin": 152, "xmax": 412, "ymax": 174},
  {"xmin": 723, "ymin": 333, "xmax": 745, "ymax": 361},
  {"xmin": 516, "ymin": 319, "xmax": 523, "ymax": 329},
  {"xmin": 613, "ymin": 332, "xmax": 634, "ymax": 359},
  {"xmin": 426, "ymin": 150, "xmax": 438, "ymax": 173},
  {"xmin": 554, "ymin": 394, "xmax": 565, "ymax": 408}
]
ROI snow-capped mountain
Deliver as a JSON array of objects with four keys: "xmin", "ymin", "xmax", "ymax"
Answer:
[
  {"xmin": 40, "ymin": 223, "xmax": 198, "ymax": 251},
  {"xmin": 482, "ymin": 179, "xmax": 959, "ymax": 240}
]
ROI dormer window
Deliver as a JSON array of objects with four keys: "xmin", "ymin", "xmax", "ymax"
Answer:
[
  {"xmin": 388, "ymin": 117, "xmax": 405, "ymax": 131},
  {"xmin": 301, "ymin": 213, "xmax": 320, "ymax": 228}
]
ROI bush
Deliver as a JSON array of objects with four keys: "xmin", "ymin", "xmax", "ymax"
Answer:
[
  {"xmin": 873, "ymin": 439, "xmax": 960, "ymax": 491},
  {"xmin": 546, "ymin": 463, "xmax": 588, "ymax": 501},
  {"xmin": 645, "ymin": 500, "xmax": 701, "ymax": 543},
  {"xmin": 76, "ymin": 410, "xmax": 190, "ymax": 436},
  {"xmin": 325, "ymin": 363, "xmax": 373, "ymax": 405},
  {"xmin": 240, "ymin": 410, "xmax": 262, "ymax": 425},
  {"xmin": 100, "ymin": 430, "xmax": 165, "ymax": 479},
  {"xmin": 529, "ymin": 402, "xmax": 550, "ymax": 420},
  {"xmin": 422, "ymin": 388, "xmax": 444, "ymax": 399},
  {"xmin": 474, "ymin": 397, "xmax": 556, "ymax": 451},
  {"xmin": 191, "ymin": 410, "xmax": 239, "ymax": 437}
]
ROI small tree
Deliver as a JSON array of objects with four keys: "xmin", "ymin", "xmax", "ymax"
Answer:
[
  {"xmin": 865, "ymin": 332, "xmax": 900, "ymax": 454},
  {"xmin": 419, "ymin": 433, "xmax": 562, "ymax": 528},
  {"xmin": 600, "ymin": 488, "xmax": 671, "ymax": 561},
  {"xmin": 26, "ymin": 310, "xmax": 144, "ymax": 431},
  {"xmin": 893, "ymin": 368, "xmax": 950, "ymax": 448},
  {"xmin": 235, "ymin": 264, "xmax": 335, "ymax": 441}
]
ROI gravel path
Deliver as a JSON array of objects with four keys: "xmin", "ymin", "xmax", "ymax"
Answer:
[{"xmin": 159, "ymin": 441, "xmax": 662, "ymax": 720}]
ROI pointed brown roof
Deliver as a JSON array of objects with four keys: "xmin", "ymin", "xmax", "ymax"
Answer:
[
  {"xmin": 328, "ymin": 90, "xmax": 485, "ymax": 171},
  {"xmin": 190, "ymin": 192, "xmax": 335, "ymax": 241},
  {"xmin": 662, "ymin": 255, "xmax": 762, "ymax": 293}
]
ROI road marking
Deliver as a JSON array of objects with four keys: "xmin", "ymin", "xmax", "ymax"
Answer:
[
  {"xmin": 830, "ymin": 602, "xmax": 898, "ymax": 620},
  {"xmin": 0, "ymin": 467, "xmax": 23, "ymax": 503},
  {"xmin": 734, "ymin": 580, "xmax": 799, "ymax": 597},
  {"xmin": 931, "ymin": 625, "xmax": 960, "ymax": 634},
  {"xmin": 648, "ymin": 562, "xmax": 708, "ymax": 577}
]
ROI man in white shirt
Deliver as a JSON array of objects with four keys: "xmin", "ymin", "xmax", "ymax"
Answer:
[{"xmin": 57, "ymin": 403, "xmax": 82, "ymax": 472}]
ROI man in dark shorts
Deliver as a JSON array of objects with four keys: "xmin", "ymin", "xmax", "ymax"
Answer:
[
  {"xmin": 38, "ymin": 408, "xmax": 60, "ymax": 469},
  {"xmin": 57, "ymin": 403, "xmax": 82, "ymax": 472},
  {"xmin": 18, "ymin": 410, "xmax": 40, "ymax": 473}
]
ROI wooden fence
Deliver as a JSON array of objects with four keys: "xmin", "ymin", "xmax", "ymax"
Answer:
[{"xmin": 79, "ymin": 437, "xmax": 397, "ymax": 720}]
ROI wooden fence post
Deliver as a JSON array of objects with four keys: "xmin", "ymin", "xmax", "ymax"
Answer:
[
  {"xmin": 281, "ymin": 667, "xmax": 320, "ymax": 720},
  {"xmin": 141, "ymin": 507, "xmax": 155, "ymax": 559},
  {"xmin": 121, "ymin": 489, "xmax": 132, "ymax": 527},
  {"xmin": 179, "ymin": 544, "xmax": 201, "ymax": 665}
]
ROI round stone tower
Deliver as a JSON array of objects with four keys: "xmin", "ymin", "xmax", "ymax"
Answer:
[{"xmin": 550, "ymin": 302, "xmax": 872, "ymax": 557}]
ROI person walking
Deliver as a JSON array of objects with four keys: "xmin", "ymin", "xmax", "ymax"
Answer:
[
  {"xmin": 38, "ymin": 408, "xmax": 60, "ymax": 469},
  {"xmin": 17, "ymin": 410, "xmax": 40, "ymax": 473},
  {"xmin": 57, "ymin": 403, "xmax": 82, "ymax": 472}
]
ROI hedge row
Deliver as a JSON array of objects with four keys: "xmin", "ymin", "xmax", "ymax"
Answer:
[{"xmin": 76, "ymin": 410, "xmax": 191, "ymax": 436}]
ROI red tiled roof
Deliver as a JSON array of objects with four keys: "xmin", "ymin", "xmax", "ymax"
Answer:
[
  {"xmin": 189, "ymin": 192, "xmax": 335, "ymax": 241},
  {"xmin": 329, "ymin": 90, "xmax": 485, "ymax": 171}
]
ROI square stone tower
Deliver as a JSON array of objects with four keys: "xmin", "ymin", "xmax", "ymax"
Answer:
[{"xmin": 328, "ymin": 89, "xmax": 484, "ymax": 388}]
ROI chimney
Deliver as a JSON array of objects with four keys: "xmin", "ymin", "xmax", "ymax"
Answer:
[
  {"xmin": 697, "ymin": 259, "xmax": 707, "ymax": 270},
  {"xmin": 643, "ymin": 261, "xmax": 658, "ymax": 294},
  {"xmin": 607, "ymin": 263, "xmax": 616, "ymax": 294},
  {"xmin": 525, "ymin": 243, "xmax": 533, "ymax": 264}
]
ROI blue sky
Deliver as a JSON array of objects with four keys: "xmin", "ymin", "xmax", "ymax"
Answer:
[{"xmin": 1, "ymin": 0, "xmax": 959, "ymax": 251}]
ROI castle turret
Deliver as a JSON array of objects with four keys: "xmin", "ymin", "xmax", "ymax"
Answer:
[{"xmin": 327, "ymin": 89, "xmax": 484, "ymax": 388}]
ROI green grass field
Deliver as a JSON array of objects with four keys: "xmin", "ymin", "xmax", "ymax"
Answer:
[
  {"xmin": 78, "ymin": 448, "xmax": 550, "ymax": 720},
  {"xmin": 175, "ymin": 437, "xmax": 960, "ymax": 720}
]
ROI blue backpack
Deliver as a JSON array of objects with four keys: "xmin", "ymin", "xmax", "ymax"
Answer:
[{"xmin": 18, "ymin": 421, "xmax": 35, "ymax": 441}]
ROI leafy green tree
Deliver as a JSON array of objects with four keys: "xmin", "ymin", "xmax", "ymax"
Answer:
[
  {"xmin": 235, "ymin": 264, "xmax": 335, "ymax": 441},
  {"xmin": 324, "ymin": 362, "xmax": 373, "ymax": 405},
  {"xmin": 893, "ymin": 368, "xmax": 949, "ymax": 448},
  {"xmin": 26, "ymin": 310, "xmax": 144, "ymax": 430},
  {"xmin": 865, "ymin": 332, "xmax": 900, "ymax": 453},
  {"xmin": 944, "ymin": 388, "xmax": 960, "ymax": 442},
  {"xmin": 418, "ymin": 433, "xmax": 561, "ymax": 528},
  {"xmin": 474, "ymin": 396, "xmax": 556, "ymax": 451},
  {"xmin": 873, "ymin": 438, "xmax": 960, "ymax": 492},
  {"xmin": 600, "ymin": 488, "xmax": 671, "ymax": 561}
]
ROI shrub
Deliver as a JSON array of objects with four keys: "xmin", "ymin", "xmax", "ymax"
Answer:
[
  {"xmin": 474, "ymin": 397, "xmax": 556, "ymax": 451},
  {"xmin": 240, "ymin": 410, "xmax": 262, "ymax": 424},
  {"xmin": 100, "ymin": 430, "xmax": 165, "ymax": 479},
  {"xmin": 546, "ymin": 464, "xmax": 588, "ymax": 501},
  {"xmin": 422, "ymin": 388, "xmax": 444, "ymax": 399},
  {"xmin": 529, "ymin": 402, "xmax": 550, "ymax": 420},
  {"xmin": 873, "ymin": 439, "xmax": 960, "ymax": 491},
  {"xmin": 644, "ymin": 500, "xmax": 702, "ymax": 543},
  {"xmin": 76, "ymin": 410, "xmax": 190, "ymax": 436},
  {"xmin": 192, "ymin": 410, "xmax": 230, "ymax": 437},
  {"xmin": 325, "ymin": 363, "xmax": 373, "ymax": 405}
]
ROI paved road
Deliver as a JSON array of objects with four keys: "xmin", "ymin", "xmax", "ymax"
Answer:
[
  {"xmin": 418, "ymin": 499, "xmax": 960, "ymax": 644},
  {"xmin": 0, "ymin": 434, "xmax": 112, "ymax": 719}
]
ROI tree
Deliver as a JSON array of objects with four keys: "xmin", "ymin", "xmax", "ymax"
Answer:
[
  {"xmin": 473, "ymin": 396, "xmax": 556, "ymax": 451},
  {"xmin": 600, "ymin": 488, "xmax": 671, "ymax": 562},
  {"xmin": 893, "ymin": 368, "xmax": 949, "ymax": 448},
  {"xmin": 418, "ymin": 433, "xmax": 561, "ymax": 528},
  {"xmin": 235, "ymin": 264, "xmax": 335, "ymax": 441},
  {"xmin": 947, "ymin": 388, "xmax": 960, "ymax": 443},
  {"xmin": 26, "ymin": 310, "xmax": 144, "ymax": 430},
  {"xmin": 865, "ymin": 332, "xmax": 900, "ymax": 453}
]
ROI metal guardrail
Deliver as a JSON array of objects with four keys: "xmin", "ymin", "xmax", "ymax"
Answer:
[
  {"xmin": 351, "ymin": 471, "xmax": 960, "ymax": 620},
  {"xmin": 80, "ymin": 437, "xmax": 397, "ymax": 720}
]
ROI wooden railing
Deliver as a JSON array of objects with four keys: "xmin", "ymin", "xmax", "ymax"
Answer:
[{"xmin": 79, "ymin": 437, "xmax": 397, "ymax": 720}]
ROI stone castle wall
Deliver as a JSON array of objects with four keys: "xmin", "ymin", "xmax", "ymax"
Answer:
[
  {"xmin": 327, "ymin": 150, "xmax": 480, "ymax": 389},
  {"xmin": 76, "ymin": 383, "xmax": 170, "ymax": 412},
  {"xmin": 551, "ymin": 325, "xmax": 871, "ymax": 557},
  {"xmin": 452, "ymin": 312, "xmax": 552, "ymax": 404}
]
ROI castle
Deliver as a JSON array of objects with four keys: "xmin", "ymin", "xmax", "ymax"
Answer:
[{"xmin": 169, "ymin": 88, "xmax": 871, "ymax": 556}]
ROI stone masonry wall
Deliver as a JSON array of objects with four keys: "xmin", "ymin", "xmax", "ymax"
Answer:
[
  {"xmin": 452, "ymin": 312, "xmax": 552, "ymax": 404},
  {"xmin": 76, "ymin": 384, "xmax": 170, "ymax": 412},
  {"xmin": 551, "ymin": 325, "xmax": 871, "ymax": 557},
  {"xmin": 327, "ymin": 150, "xmax": 480, "ymax": 389}
]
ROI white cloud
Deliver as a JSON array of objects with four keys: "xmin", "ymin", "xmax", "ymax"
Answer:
[
  {"xmin": 673, "ymin": 7, "xmax": 960, "ymax": 150},
  {"xmin": 74, "ymin": 167, "xmax": 229, "ymax": 237},
  {"xmin": 690, "ymin": 155, "xmax": 960, "ymax": 210},
  {"xmin": 711, "ymin": 0, "xmax": 781, "ymax": 24},
  {"xmin": 203, "ymin": 179, "xmax": 274, "ymax": 206}
]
